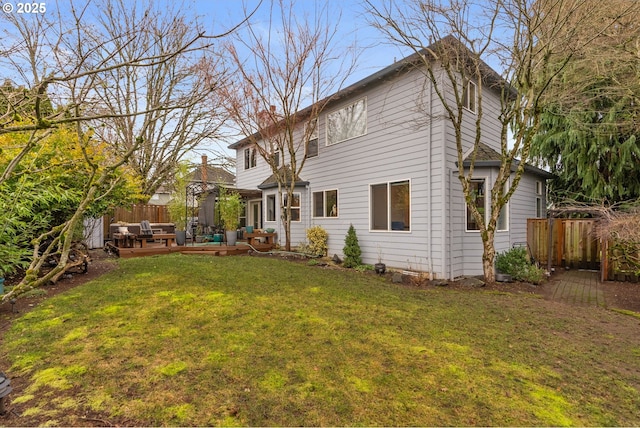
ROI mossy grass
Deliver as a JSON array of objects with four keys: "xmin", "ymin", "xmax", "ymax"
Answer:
[{"xmin": 3, "ymin": 254, "xmax": 639, "ymax": 426}]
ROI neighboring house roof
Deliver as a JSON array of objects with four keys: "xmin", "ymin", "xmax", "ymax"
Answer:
[
  {"xmin": 257, "ymin": 166, "xmax": 309, "ymax": 190},
  {"xmin": 190, "ymin": 165, "xmax": 235, "ymax": 186},
  {"xmin": 228, "ymin": 35, "xmax": 506, "ymax": 151},
  {"xmin": 461, "ymin": 142, "xmax": 555, "ymax": 179}
]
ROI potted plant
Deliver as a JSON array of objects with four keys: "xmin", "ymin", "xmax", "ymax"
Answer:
[
  {"xmin": 375, "ymin": 245, "xmax": 386, "ymax": 274},
  {"xmin": 167, "ymin": 162, "xmax": 191, "ymax": 245},
  {"xmin": 217, "ymin": 187, "xmax": 244, "ymax": 246}
]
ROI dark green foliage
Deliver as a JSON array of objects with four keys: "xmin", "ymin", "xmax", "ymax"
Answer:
[
  {"xmin": 532, "ymin": 104, "xmax": 640, "ymax": 204},
  {"xmin": 342, "ymin": 224, "xmax": 362, "ymax": 268},
  {"xmin": 495, "ymin": 247, "xmax": 545, "ymax": 284}
]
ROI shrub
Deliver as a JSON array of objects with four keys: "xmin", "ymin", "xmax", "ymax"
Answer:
[
  {"xmin": 306, "ymin": 225, "xmax": 328, "ymax": 256},
  {"xmin": 343, "ymin": 224, "xmax": 362, "ymax": 268},
  {"xmin": 495, "ymin": 247, "xmax": 545, "ymax": 284}
]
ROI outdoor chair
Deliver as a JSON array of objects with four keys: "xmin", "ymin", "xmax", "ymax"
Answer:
[{"xmin": 139, "ymin": 220, "xmax": 154, "ymax": 239}]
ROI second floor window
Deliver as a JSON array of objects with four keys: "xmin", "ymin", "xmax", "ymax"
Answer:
[
  {"xmin": 271, "ymin": 150, "xmax": 280, "ymax": 167},
  {"xmin": 244, "ymin": 147, "xmax": 257, "ymax": 169},
  {"xmin": 306, "ymin": 119, "xmax": 319, "ymax": 158},
  {"xmin": 463, "ymin": 80, "xmax": 477, "ymax": 113},
  {"xmin": 326, "ymin": 98, "xmax": 367, "ymax": 145}
]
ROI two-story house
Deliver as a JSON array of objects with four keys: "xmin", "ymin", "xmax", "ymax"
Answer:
[{"xmin": 228, "ymin": 37, "xmax": 552, "ymax": 279}]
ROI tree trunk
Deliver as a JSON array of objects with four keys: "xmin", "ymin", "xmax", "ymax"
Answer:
[{"xmin": 482, "ymin": 231, "xmax": 496, "ymax": 283}]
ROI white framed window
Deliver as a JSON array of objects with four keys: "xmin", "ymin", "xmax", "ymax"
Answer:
[
  {"xmin": 244, "ymin": 147, "xmax": 257, "ymax": 169},
  {"xmin": 283, "ymin": 193, "xmax": 301, "ymax": 222},
  {"xmin": 370, "ymin": 180, "xmax": 410, "ymax": 231},
  {"xmin": 497, "ymin": 202, "xmax": 508, "ymax": 231},
  {"xmin": 326, "ymin": 98, "xmax": 367, "ymax": 145},
  {"xmin": 306, "ymin": 119, "xmax": 318, "ymax": 158},
  {"xmin": 536, "ymin": 181, "xmax": 544, "ymax": 218},
  {"xmin": 271, "ymin": 150, "xmax": 280, "ymax": 167},
  {"xmin": 266, "ymin": 194, "xmax": 276, "ymax": 222},
  {"xmin": 462, "ymin": 80, "xmax": 476, "ymax": 113},
  {"xmin": 313, "ymin": 189, "xmax": 338, "ymax": 218},
  {"xmin": 466, "ymin": 179, "xmax": 485, "ymax": 231},
  {"xmin": 496, "ymin": 182, "xmax": 509, "ymax": 232}
]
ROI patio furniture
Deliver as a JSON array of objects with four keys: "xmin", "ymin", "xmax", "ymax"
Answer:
[
  {"xmin": 113, "ymin": 232, "xmax": 136, "ymax": 248},
  {"xmin": 245, "ymin": 232, "xmax": 277, "ymax": 246}
]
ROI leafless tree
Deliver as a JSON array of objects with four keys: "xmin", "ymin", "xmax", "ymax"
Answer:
[
  {"xmin": 86, "ymin": 0, "xmax": 230, "ymax": 198},
  {"xmin": 219, "ymin": 0, "xmax": 357, "ymax": 251},
  {"xmin": 365, "ymin": 0, "xmax": 637, "ymax": 282},
  {"xmin": 0, "ymin": 0, "xmax": 246, "ymax": 301}
]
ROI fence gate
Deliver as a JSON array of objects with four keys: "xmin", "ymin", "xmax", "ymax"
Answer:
[{"xmin": 527, "ymin": 218, "xmax": 602, "ymax": 271}]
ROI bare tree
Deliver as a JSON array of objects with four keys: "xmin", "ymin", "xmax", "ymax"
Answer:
[
  {"xmin": 365, "ymin": 0, "xmax": 637, "ymax": 282},
  {"xmin": 219, "ymin": 0, "xmax": 357, "ymax": 251},
  {"xmin": 0, "ymin": 0, "xmax": 244, "ymax": 301},
  {"xmin": 87, "ymin": 0, "xmax": 230, "ymax": 198}
]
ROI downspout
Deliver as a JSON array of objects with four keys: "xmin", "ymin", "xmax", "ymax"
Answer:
[
  {"xmin": 441, "ymin": 92, "xmax": 449, "ymax": 280},
  {"xmin": 427, "ymin": 80, "xmax": 433, "ymax": 280}
]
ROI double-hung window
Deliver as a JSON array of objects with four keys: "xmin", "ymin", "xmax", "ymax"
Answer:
[
  {"xmin": 283, "ymin": 193, "xmax": 301, "ymax": 222},
  {"xmin": 466, "ymin": 179, "xmax": 508, "ymax": 231},
  {"xmin": 326, "ymin": 98, "xmax": 367, "ymax": 145},
  {"xmin": 306, "ymin": 119, "xmax": 318, "ymax": 158},
  {"xmin": 244, "ymin": 147, "xmax": 257, "ymax": 169},
  {"xmin": 313, "ymin": 190, "xmax": 338, "ymax": 218},
  {"xmin": 467, "ymin": 179, "xmax": 485, "ymax": 231},
  {"xmin": 370, "ymin": 180, "xmax": 410, "ymax": 231}
]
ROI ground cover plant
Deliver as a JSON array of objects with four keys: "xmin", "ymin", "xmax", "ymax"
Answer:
[{"xmin": 2, "ymin": 254, "xmax": 639, "ymax": 426}]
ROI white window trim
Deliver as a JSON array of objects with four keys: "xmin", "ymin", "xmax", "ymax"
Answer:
[
  {"xmin": 497, "ymin": 200, "xmax": 509, "ymax": 232},
  {"xmin": 244, "ymin": 147, "xmax": 257, "ymax": 169},
  {"xmin": 497, "ymin": 180, "xmax": 510, "ymax": 232},
  {"xmin": 265, "ymin": 194, "xmax": 276, "ymax": 222},
  {"xmin": 283, "ymin": 192, "xmax": 302, "ymax": 223},
  {"xmin": 466, "ymin": 177, "xmax": 487, "ymax": 233},
  {"xmin": 312, "ymin": 189, "xmax": 339, "ymax": 218},
  {"xmin": 326, "ymin": 97, "xmax": 367, "ymax": 146},
  {"xmin": 535, "ymin": 180, "xmax": 544, "ymax": 218},
  {"xmin": 369, "ymin": 178, "xmax": 412, "ymax": 232}
]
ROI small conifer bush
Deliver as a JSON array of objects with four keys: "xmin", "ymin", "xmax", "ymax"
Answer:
[{"xmin": 343, "ymin": 224, "xmax": 362, "ymax": 268}]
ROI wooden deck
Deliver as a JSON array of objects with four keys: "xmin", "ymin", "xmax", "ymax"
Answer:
[{"xmin": 112, "ymin": 241, "xmax": 275, "ymax": 259}]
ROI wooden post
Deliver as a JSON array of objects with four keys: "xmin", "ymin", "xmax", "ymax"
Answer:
[
  {"xmin": 601, "ymin": 238, "xmax": 608, "ymax": 282},
  {"xmin": 547, "ymin": 217, "xmax": 553, "ymax": 273}
]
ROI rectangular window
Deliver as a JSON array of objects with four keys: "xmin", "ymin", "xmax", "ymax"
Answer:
[
  {"xmin": 306, "ymin": 120, "xmax": 318, "ymax": 157},
  {"xmin": 497, "ymin": 203, "xmax": 508, "ymax": 231},
  {"xmin": 244, "ymin": 147, "xmax": 257, "ymax": 169},
  {"xmin": 370, "ymin": 180, "xmax": 410, "ymax": 231},
  {"xmin": 283, "ymin": 193, "xmax": 301, "ymax": 222},
  {"xmin": 271, "ymin": 150, "xmax": 280, "ymax": 167},
  {"xmin": 313, "ymin": 189, "xmax": 338, "ymax": 218},
  {"xmin": 266, "ymin": 194, "xmax": 276, "ymax": 222},
  {"xmin": 463, "ymin": 80, "xmax": 476, "ymax": 113},
  {"xmin": 496, "ymin": 184, "xmax": 509, "ymax": 231},
  {"xmin": 467, "ymin": 179, "xmax": 485, "ymax": 231},
  {"xmin": 326, "ymin": 98, "xmax": 367, "ymax": 145},
  {"xmin": 536, "ymin": 181, "xmax": 544, "ymax": 217}
]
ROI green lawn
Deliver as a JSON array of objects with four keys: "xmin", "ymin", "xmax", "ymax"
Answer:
[{"xmin": 3, "ymin": 254, "xmax": 640, "ymax": 426}]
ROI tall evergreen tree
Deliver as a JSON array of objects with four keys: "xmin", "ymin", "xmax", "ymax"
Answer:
[{"xmin": 531, "ymin": 0, "xmax": 640, "ymax": 204}]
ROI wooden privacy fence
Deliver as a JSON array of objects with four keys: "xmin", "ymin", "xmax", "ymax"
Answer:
[
  {"xmin": 527, "ymin": 218, "xmax": 639, "ymax": 282},
  {"xmin": 102, "ymin": 204, "xmax": 171, "ymax": 237}
]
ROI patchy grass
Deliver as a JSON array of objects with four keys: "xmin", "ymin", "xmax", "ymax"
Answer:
[{"xmin": 2, "ymin": 254, "xmax": 640, "ymax": 426}]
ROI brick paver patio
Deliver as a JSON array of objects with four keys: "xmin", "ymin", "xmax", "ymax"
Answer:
[{"xmin": 548, "ymin": 269, "xmax": 605, "ymax": 307}]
